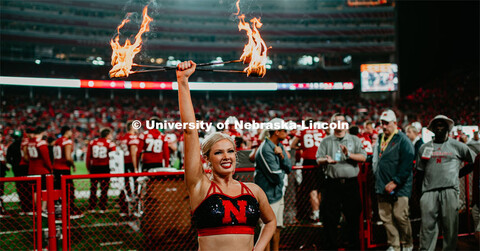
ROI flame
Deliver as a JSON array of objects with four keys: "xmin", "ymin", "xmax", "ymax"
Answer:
[
  {"xmin": 236, "ymin": 3, "xmax": 269, "ymax": 77},
  {"xmin": 109, "ymin": 6, "xmax": 153, "ymax": 78},
  {"xmin": 234, "ymin": 0, "xmax": 241, "ymax": 16}
]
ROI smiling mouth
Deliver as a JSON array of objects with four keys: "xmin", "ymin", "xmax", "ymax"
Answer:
[{"xmin": 220, "ymin": 162, "xmax": 232, "ymax": 168}]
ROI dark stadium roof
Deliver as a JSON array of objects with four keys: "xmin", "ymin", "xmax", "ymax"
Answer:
[{"xmin": 1, "ymin": 0, "xmax": 395, "ymax": 70}]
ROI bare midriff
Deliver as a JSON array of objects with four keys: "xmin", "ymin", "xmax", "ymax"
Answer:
[{"xmin": 198, "ymin": 234, "xmax": 254, "ymax": 251}]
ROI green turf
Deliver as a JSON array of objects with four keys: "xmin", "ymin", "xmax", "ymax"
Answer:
[{"xmin": 3, "ymin": 162, "xmax": 89, "ymax": 195}]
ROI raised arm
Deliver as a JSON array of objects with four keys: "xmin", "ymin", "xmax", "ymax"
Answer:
[{"xmin": 177, "ymin": 61, "xmax": 206, "ymax": 192}]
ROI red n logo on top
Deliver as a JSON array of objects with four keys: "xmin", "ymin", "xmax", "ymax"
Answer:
[{"xmin": 222, "ymin": 200, "xmax": 247, "ymax": 224}]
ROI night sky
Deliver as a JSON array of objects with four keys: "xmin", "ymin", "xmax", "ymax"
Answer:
[{"xmin": 396, "ymin": 0, "xmax": 479, "ymax": 95}]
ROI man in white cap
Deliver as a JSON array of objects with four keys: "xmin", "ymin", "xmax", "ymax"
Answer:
[
  {"xmin": 372, "ymin": 109, "xmax": 415, "ymax": 251},
  {"xmin": 416, "ymin": 115, "xmax": 476, "ymax": 251},
  {"xmin": 255, "ymin": 118, "xmax": 292, "ymax": 251}
]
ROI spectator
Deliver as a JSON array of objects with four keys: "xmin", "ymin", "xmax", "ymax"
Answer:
[
  {"xmin": 363, "ymin": 120, "xmax": 378, "ymax": 146},
  {"xmin": 459, "ymin": 154, "xmax": 479, "ymax": 244},
  {"xmin": 0, "ymin": 133, "xmax": 9, "ymax": 217},
  {"xmin": 406, "ymin": 124, "xmax": 424, "ymax": 158},
  {"xmin": 467, "ymin": 130, "xmax": 480, "ymax": 154},
  {"xmin": 359, "ymin": 121, "xmax": 381, "ymax": 224},
  {"xmin": 416, "ymin": 115, "xmax": 476, "ymax": 251},
  {"xmin": 6, "ymin": 129, "xmax": 33, "ymax": 215},
  {"xmin": 406, "ymin": 124, "xmax": 425, "ymax": 223},
  {"xmin": 86, "ymin": 127, "xmax": 116, "ymax": 213},
  {"xmin": 255, "ymin": 118, "xmax": 292, "ymax": 251},
  {"xmin": 372, "ymin": 110, "xmax": 414, "ymax": 251},
  {"xmin": 316, "ymin": 113, "xmax": 366, "ymax": 249},
  {"xmin": 235, "ymin": 136, "xmax": 248, "ymax": 151}
]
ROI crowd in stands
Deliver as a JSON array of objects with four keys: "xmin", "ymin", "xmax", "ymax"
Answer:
[{"xmin": 1, "ymin": 79, "xmax": 478, "ymax": 151}]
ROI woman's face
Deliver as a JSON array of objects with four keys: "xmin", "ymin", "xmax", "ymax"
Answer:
[
  {"xmin": 208, "ymin": 139, "xmax": 236, "ymax": 176},
  {"xmin": 406, "ymin": 128, "xmax": 416, "ymax": 141}
]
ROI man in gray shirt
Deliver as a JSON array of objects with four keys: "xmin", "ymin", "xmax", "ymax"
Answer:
[
  {"xmin": 467, "ymin": 130, "xmax": 480, "ymax": 154},
  {"xmin": 316, "ymin": 113, "xmax": 366, "ymax": 250},
  {"xmin": 416, "ymin": 115, "xmax": 476, "ymax": 251}
]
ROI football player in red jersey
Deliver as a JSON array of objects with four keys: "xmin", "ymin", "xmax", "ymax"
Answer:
[
  {"xmin": 86, "ymin": 128, "xmax": 116, "ymax": 213},
  {"xmin": 138, "ymin": 117, "xmax": 170, "ymax": 171},
  {"xmin": 290, "ymin": 119, "xmax": 326, "ymax": 224},
  {"xmin": 53, "ymin": 126, "xmax": 83, "ymax": 219},
  {"xmin": 27, "ymin": 126, "xmax": 53, "ymax": 215},
  {"xmin": 118, "ymin": 121, "xmax": 139, "ymax": 216}
]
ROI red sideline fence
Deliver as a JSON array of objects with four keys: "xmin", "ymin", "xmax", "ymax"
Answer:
[
  {"xmin": 0, "ymin": 164, "xmax": 476, "ymax": 250},
  {"xmin": 0, "ymin": 176, "xmax": 43, "ymax": 250}
]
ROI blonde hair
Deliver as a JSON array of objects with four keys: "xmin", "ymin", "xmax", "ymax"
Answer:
[
  {"xmin": 201, "ymin": 132, "xmax": 235, "ymax": 159},
  {"xmin": 406, "ymin": 125, "xmax": 418, "ymax": 134}
]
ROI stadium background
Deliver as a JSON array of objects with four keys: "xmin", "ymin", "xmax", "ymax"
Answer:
[{"xmin": 0, "ymin": 0, "xmax": 479, "ymax": 250}]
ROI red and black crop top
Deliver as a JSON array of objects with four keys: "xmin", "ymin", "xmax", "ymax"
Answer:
[{"xmin": 191, "ymin": 181, "xmax": 261, "ymax": 236}]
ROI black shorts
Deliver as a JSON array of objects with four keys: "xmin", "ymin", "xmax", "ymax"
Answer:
[
  {"xmin": 38, "ymin": 175, "xmax": 47, "ymax": 190},
  {"xmin": 90, "ymin": 165, "xmax": 110, "ymax": 183},
  {"xmin": 124, "ymin": 163, "xmax": 135, "ymax": 173},
  {"xmin": 90, "ymin": 165, "xmax": 110, "ymax": 174},
  {"xmin": 54, "ymin": 169, "xmax": 73, "ymax": 190}
]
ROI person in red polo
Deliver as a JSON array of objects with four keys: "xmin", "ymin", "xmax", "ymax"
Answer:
[
  {"xmin": 27, "ymin": 126, "xmax": 53, "ymax": 215},
  {"xmin": 53, "ymin": 126, "xmax": 83, "ymax": 219},
  {"xmin": 138, "ymin": 117, "xmax": 170, "ymax": 171},
  {"xmin": 86, "ymin": 128, "xmax": 116, "ymax": 213}
]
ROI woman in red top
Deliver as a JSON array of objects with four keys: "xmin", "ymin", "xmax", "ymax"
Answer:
[{"xmin": 177, "ymin": 61, "xmax": 276, "ymax": 251}]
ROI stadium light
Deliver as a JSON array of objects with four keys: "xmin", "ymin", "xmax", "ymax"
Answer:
[
  {"xmin": 210, "ymin": 57, "xmax": 224, "ymax": 67},
  {"xmin": 297, "ymin": 55, "xmax": 313, "ymax": 66}
]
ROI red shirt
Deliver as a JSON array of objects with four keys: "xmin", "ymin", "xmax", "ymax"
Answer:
[
  {"xmin": 119, "ymin": 133, "xmax": 140, "ymax": 164},
  {"xmin": 358, "ymin": 134, "xmax": 373, "ymax": 155},
  {"xmin": 27, "ymin": 137, "xmax": 53, "ymax": 175},
  {"xmin": 53, "ymin": 137, "xmax": 73, "ymax": 170},
  {"xmin": 139, "ymin": 129, "xmax": 170, "ymax": 166},
  {"xmin": 225, "ymin": 128, "xmax": 242, "ymax": 138},
  {"xmin": 295, "ymin": 129, "xmax": 326, "ymax": 160},
  {"xmin": 0, "ymin": 143, "xmax": 5, "ymax": 164},
  {"xmin": 281, "ymin": 135, "xmax": 291, "ymax": 151},
  {"xmin": 19, "ymin": 138, "xmax": 29, "ymax": 166},
  {"xmin": 86, "ymin": 138, "xmax": 116, "ymax": 167}
]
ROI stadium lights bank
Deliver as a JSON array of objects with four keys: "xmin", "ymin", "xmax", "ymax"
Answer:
[{"xmin": 144, "ymin": 120, "xmax": 349, "ymax": 131}]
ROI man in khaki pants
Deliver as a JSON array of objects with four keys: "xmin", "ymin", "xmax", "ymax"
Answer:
[{"xmin": 373, "ymin": 110, "xmax": 414, "ymax": 251}]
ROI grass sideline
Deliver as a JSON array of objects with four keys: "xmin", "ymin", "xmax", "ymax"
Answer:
[
  {"xmin": 3, "ymin": 159, "xmax": 180, "ymax": 194},
  {"xmin": 3, "ymin": 162, "xmax": 89, "ymax": 195}
]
